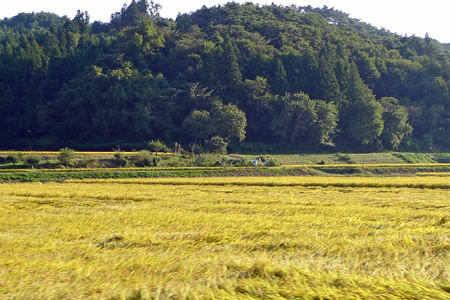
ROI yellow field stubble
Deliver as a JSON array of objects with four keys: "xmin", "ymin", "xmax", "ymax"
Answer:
[
  {"xmin": 1, "ymin": 176, "xmax": 450, "ymax": 299},
  {"xmin": 74, "ymin": 175, "xmax": 450, "ymax": 189}
]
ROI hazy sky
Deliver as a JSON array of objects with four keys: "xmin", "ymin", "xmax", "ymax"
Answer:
[{"xmin": 2, "ymin": 1, "xmax": 450, "ymax": 43}]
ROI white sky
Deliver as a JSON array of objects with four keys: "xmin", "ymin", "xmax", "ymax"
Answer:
[{"xmin": 2, "ymin": 1, "xmax": 450, "ymax": 43}]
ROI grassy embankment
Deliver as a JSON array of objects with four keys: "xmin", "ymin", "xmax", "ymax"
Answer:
[
  {"xmin": 4, "ymin": 164, "xmax": 450, "ymax": 182},
  {"xmin": 1, "ymin": 176, "xmax": 450, "ymax": 299},
  {"xmin": 1, "ymin": 152, "xmax": 450, "ymax": 181}
]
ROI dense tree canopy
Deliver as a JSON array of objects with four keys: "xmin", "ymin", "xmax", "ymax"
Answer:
[{"xmin": 1, "ymin": 1, "xmax": 450, "ymax": 151}]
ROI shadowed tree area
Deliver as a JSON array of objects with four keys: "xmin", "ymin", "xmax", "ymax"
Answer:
[{"xmin": 1, "ymin": 1, "xmax": 450, "ymax": 152}]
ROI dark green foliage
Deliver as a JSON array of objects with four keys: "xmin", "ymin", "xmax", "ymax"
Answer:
[
  {"xmin": 3, "ymin": 1, "xmax": 450, "ymax": 152},
  {"xmin": 380, "ymin": 97, "xmax": 413, "ymax": 149},
  {"xmin": 270, "ymin": 93, "xmax": 338, "ymax": 147}
]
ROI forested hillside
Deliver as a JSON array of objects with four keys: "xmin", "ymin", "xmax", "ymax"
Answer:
[{"xmin": 1, "ymin": 1, "xmax": 450, "ymax": 152}]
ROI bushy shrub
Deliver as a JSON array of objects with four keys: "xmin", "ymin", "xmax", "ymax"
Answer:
[
  {"xmin": 191, "ymin": 153, "xmax": 224, "ymax": 166},
  {"xmin": 205, "ymin": 136, "xmax": 228, "ymax": 154},
  {"xmin": 114, "ymin": 152, "xmax": 129, "ymax": 167},
  {"xmin": 25, "ymin": 154, "xmax": 41, "ymax": 168},
  {"xmin": 58, "ymin": 147, "xmax": 74, "ymax": 166},
  {"xmin": 134, "ymin": 150, "xmax": 160, "ymax": 167},
  {"xmin": 6, "ymin": 153, "xmax": 21, "ymax": 165},
  {"xmin": 266, "ymin": 159, "xmax": 281, "ymax": 167},
  {"xmin": 17, "ymin": 152, "xmax": 25, "ymax": 161},
  {"xmin": 0, "ymin": 156, "xmax": 6, "ymax": 164},
  {"xmin": 160, "ymin": 156, "xmax": 188, "ymax": 167}
]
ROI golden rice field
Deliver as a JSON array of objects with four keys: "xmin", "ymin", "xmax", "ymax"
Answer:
[
  {"xmin": 417, "ymin": 172, "xmax": 450, "ymax": 176},
  {"xmin": 1, "ymin": 176, "xmax": 450, "ymax": 299}
]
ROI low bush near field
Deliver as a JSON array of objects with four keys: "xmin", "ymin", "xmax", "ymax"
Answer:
[
  {"xmin": 133, "ymin": 150, "xmax": 160, "ymax": 167},
  {"xmin": 25, "ymin": 154, "xmax": 41, "ymax": 168},
  {"xmin": 57, "ymin": 147, "xmax": 74, "ymax": 166},
  {"xmin": 113, "ymin": 152, "xmax": 129, "ymax": 167}
]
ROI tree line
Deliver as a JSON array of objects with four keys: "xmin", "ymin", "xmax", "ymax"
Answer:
[{"xmin": 0, "ymin": 1, "xmax": 449, "ymax": 152}]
